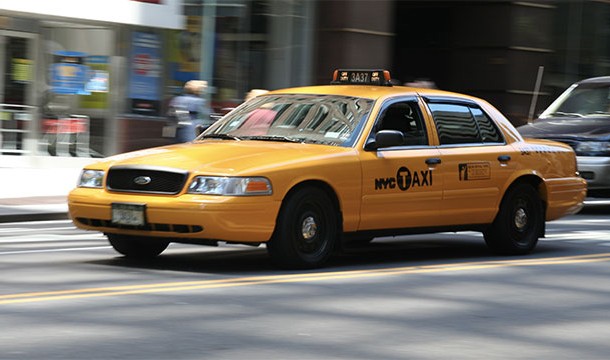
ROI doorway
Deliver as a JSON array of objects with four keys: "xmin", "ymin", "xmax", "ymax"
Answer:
[{"xmin": 0, "ymin": 30, "xmax": 37, "ymax": 155}]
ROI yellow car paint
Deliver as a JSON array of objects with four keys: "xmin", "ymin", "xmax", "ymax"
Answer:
[{"xmin": 68, "ymin": 74, "xmax": 587, "ymax": 268}]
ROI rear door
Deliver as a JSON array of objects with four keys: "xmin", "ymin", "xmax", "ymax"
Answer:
[{"xmin": 423, "ymin": 98, "xmax": 518, "ymax": 225}]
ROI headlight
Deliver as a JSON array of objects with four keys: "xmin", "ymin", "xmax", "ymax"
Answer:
[
  {"xmin": 187, "ymin": 176, "xmax": 272, "ymax": 196},
  {"xmin": 575, "ymin": 141, "xmax": 610, "ymax": 155},
  {"xmin": 78, "ymin": 170, "xmax": 105, "ymax": 188}
]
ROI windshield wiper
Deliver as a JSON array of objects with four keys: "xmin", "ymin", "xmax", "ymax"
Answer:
[
  {"xmin": 241, "ymin": 135, "xmax": 304, "ymax": 143},
  {"xmin": 200, "ymin": 134, "xmax": 242, "ymax": 141},
  {"xmin": 585, "ymin": 111, "xmax": 610, "ymax": 116},
  {"xmin": 545, "ymin": 111, "xmax": 584, "ymax": 118}
]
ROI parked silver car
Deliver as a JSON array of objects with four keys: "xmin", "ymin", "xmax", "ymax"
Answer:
[{"xmin": 518, "ymin": 76, "xmax": 610, "ymax": 197}]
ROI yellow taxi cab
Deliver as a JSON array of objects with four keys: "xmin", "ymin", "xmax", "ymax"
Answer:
[{"xmin": 68, "ymin": 69, "xmax": 587, "ymax": 269}]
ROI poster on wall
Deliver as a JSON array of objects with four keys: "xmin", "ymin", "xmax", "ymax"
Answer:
[
  {"xmin": 168, "ymin": 15, "xmax": 201, "ymax": 85},
  {"xmin": 129, "ymin": 31, "xmax": 162, "ymax": 116},
  {"xmin": 85, "ymin": 56, "xmax": 109, "ymax": 93},
  {"xmin": 81, "ymin": 56, "xmax": 110, "ymax": 110},
  {"xmin": 12, "ymin": 58, "xmax": 33, "ymax": 83},
  {"xmin": 50, "ymin": 51, "xmax": 90, "ymax": 95}
]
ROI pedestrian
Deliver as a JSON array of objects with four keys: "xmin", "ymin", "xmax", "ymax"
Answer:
[{"xmin": 167, "ymin": 80, "xmax": 211, "ymax": 142}]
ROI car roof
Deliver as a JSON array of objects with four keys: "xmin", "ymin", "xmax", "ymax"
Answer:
[
  {"xmin": 577, "ymin": 76, "xmax": 610, "ymax": 85},
  {"xmin": 269, "ymin": 84, "xmax": 481, "ymax": 102},
  {"xmin": 266, "ymin": 83, "xmax": 524, "ymax": 144}
]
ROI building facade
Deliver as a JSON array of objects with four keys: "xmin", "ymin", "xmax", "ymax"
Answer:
[
  {"xmin": 316, "ymin": 1, "xmax": 610, "ymax": 126},
  {"xmin": 0, "ymin": 0, "xmax": 184, "ymax": 167},
  {"xmin": 2, "ymin": 0, "xmax": 609, "ymax": 168},
  {"xmin": 0, "ymin": 0, "xmax": 317, "ymax": 167}
]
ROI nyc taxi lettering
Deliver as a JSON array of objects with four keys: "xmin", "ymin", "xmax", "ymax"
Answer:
[
  {"xmin": 375, "ymin": 166, "xmax": 432, "ymax": 191},
  {"xmin": 459, "ymin": 162, "xmax": 491, "ymax": 181}
]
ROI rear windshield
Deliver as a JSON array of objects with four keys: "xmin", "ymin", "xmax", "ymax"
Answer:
[
  {"xmin": 201, "ymin": 94, "xmax": 373, "ymax": 147},
  {"xmin": 540, "ymin": 83, "xmax": 610, "ymax": 119}
]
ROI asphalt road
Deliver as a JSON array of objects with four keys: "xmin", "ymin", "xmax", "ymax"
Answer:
[{"xmin": 0, "ymin": 203, "xmax": 609, "ymax": 359}]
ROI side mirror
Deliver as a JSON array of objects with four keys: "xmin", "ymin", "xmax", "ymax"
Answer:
[
  {"xmin": 195, "ymin": 124, "xmax": 207, "ymax": 137},
  {"xmin": 364, "ymin": 130, "xmax": 405, "ymax": 150}
]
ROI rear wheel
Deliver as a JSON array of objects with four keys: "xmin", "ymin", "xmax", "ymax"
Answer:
[
  {"xmin": 267, "ymin": 187, "xmax": 339, "ymax": 269},
  {"xmin": 484, "ymin": 183, "xmax": 543, "ymax": 255},
  {"xmin": 107, "ymin": 234, "xmax": 169, "ymax": 259}
]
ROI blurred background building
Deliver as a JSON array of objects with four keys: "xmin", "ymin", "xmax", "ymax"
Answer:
[{"xmin": 1, "ymin": 0, "xmax": 609, "ymax": 167}]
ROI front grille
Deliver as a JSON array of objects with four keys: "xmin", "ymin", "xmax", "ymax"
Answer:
[
  {"xmin": 76, "ymin": 217, "xmax": 203, "ymax": 233},
  {"xmin": 107, "ymin": 166, "xmax": 188, "ymax": 194}
]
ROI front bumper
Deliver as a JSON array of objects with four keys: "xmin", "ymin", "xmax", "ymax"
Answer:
[
  {"xmin": 68, "ymin": 188, "xmax": 281, "ymax": 243},
  {"xmin": 577, "ymin": 156, "xmax": 610, "ymax": 191}
]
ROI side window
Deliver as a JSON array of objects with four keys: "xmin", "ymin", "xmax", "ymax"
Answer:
[
  {"xmin": 375, "ymin": 101, "xmax": 428, "ymax": 146},
  {"xmin": 429, "ymin": 103, "xmax": 482, "ymax": 145},
  {"xmin": 429, "ymin": 103, "xmax": 504, "ymax": 145},
  {"xmin": 471, "ymin": 107, "xmax": 503, "ymax": 143}
]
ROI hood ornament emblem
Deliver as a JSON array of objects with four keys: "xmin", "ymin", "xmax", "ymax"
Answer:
[{"xmin": 134, "ymin": 176, "xmax": 152, "ymax": 185}]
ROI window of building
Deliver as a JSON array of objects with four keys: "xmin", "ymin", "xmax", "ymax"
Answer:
[
  {"xmin": 40, "ymin": 23, "xmax": 114, "ymax": 158},
  {"xmin": 182, "ymin": 0, "xmax": 313, "ymax": 112}
]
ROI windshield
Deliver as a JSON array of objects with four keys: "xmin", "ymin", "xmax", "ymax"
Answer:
[
  {"xmin": 540, "ymin": 83, "xmax": 610, "ymax": 119},
  {"xmin": 199, "ymin": 94, "xmax": 374, "ymax": 147}
]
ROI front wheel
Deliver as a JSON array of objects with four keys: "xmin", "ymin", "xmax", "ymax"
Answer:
[
  {"xmin": 484, "ymin": 183, "xmax": 544, "ymax": 255},
  {"xmin": 107, "ymin": 234, "xmax": 170, "ymax": 259},
  {"xmin": 267, "ymin": 187, "xmax": 339, "ymax": 269}
]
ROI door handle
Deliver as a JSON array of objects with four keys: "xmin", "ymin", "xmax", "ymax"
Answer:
[
  {"xmin": 425, "ymin": 158, "xmax": 442, "ymax": 165},
  {"xmin": 498, "ymin": 155, "xmax": 511, "ymax": 162}
]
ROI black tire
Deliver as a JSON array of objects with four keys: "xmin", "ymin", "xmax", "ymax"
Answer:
[
  {"xmin": 484, "ymin": 183, "xmax": 544, "ymax": 255},
  {"xmin": 267, "ymin": 187, "xmax": 339, "ymax": 269},
  {"xmin": 107, "ymin": 234, "xmax": 170, "ymax": 259}
]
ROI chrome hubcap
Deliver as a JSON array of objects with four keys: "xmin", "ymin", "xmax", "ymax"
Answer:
[
  {"xmin": 301, "ymin": 216, "xmax": 317, "ymax": 240},
  {"xmin": 514, "ymin": 208, "xmax": 528, "ymax": 231}
]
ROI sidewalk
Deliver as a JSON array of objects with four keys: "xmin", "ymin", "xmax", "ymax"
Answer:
[{"xmin": 0, "ymin": 165, "xmax": 85, "ymax": 223}]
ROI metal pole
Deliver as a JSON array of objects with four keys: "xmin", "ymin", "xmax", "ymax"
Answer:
[
  {"xmin": 528, "ymin": 66, "xmax": 545, "ymax": 123},
  {"xmin": 200, "ymin": 0, "xmax": 216, "ymax": 99}
]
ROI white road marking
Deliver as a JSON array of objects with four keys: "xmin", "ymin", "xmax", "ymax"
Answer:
[
  {"xmin": 0, "ymin": 234, "xmax": 106, "ymax": 243},
  {"xmin": 0, "ymin": 226, "xmax": 81, "ymax": 234},
  {"xmin": 0, "ymin": 219, "xmax": 74, "ymax": 226},
  {"xmin": 0, "ymin": 246, "xmax": 112, "ymax": 255}
]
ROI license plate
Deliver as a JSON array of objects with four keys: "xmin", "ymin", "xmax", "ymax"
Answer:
[{"xmin": 112, "ymin": 203, "xmax": 146, "ymax": 226}]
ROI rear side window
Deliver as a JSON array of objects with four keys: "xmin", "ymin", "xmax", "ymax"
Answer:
[
  {"xmin": 428, "ymin": 103, "xmax": 503, "ymax": 145},
  {"xmin": 471, "ymin": 107, "xmax": 503, "ymax": 143}
]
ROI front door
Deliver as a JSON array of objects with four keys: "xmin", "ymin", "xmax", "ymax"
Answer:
[
  {"xmin": 0, "ymin": 30, "xmax": 37, "ymax": 155},
  {"xmin": 359, "ymin": 98, "xmax": 443, "ymax": 231}
]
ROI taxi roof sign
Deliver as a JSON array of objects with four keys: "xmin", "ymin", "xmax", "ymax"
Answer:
[{"xmin": 331, "ymin": 69, "xmax": 392, "ymax": 86}]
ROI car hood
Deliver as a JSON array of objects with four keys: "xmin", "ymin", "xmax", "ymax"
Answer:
[
  {"xmin": 93, "ymin": 140, "xmax": 356, "ymax": 175},
  {"xmin": 517, "ymin": 117, "xmax": 610, "ymax": 140}
]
